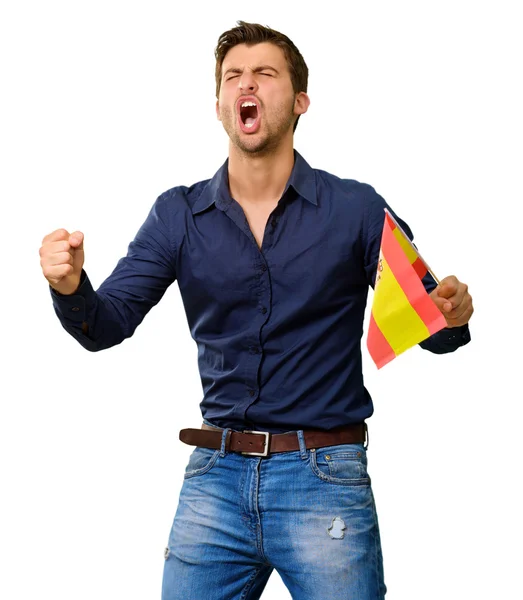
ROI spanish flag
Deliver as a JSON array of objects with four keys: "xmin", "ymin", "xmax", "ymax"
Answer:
[{"xmin": 367, "ymin": 209, "xmax": 447, "ymax": 368}]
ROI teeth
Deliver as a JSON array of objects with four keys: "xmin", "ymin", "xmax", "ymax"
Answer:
[
  {"xmin": 241, "ymin": 101, "xmax": 257, "ymax": 107},
  {"xmin": 245, "ymin": 123, "xmax": 253, "ymax": 128}
]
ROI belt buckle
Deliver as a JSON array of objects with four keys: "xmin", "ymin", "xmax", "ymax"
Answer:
[{"xmin": 241, "ymin": 431, "xmax": 270, "ymax": 457}]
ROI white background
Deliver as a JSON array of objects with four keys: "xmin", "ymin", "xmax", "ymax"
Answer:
[{"xmin": 1, "ymin": 1, "xmax": 521, "ymax": 598}]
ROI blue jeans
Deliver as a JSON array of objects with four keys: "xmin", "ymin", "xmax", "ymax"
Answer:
[{"xmin": 162, "ymin": 427, "xmax": 386, "ymax": 599}]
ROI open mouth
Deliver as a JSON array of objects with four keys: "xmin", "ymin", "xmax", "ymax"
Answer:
[
  {"xmin": 240, "ymin": 101, "xmax": 258, "ymax": 128},
  {"xmin": 237, "ymin": 98, "xmax": 260, "ymax": 133}
]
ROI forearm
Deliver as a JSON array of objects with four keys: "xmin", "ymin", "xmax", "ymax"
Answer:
[
  {"xmin": 50, "ymin": 195, "xmax": 178, "ymax": 351},
  {"xmin": 51, "ymin": 271, "xmax": 133, "ymax": 352}
]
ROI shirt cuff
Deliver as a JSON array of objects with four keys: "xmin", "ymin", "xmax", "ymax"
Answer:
[
  {"xmin": 419, "ymin": 323, "xmax": 471, "ymax": 354},
  {"xmin": 50, "ymin": 270, "xmax": 97, "ymax": 324}
]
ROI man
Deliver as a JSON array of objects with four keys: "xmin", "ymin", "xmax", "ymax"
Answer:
[{"xmin": 39, "ymin": 21, "xmax": 473, "ymax": 600}]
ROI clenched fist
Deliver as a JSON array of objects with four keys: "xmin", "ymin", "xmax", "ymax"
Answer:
[
  {"xmin": 429, "ymin": 275, "xmax": 473, "ymax": 328},
  {"xmin": 40, "ymin": 229, "xmax": 85, "ymax": 295}
]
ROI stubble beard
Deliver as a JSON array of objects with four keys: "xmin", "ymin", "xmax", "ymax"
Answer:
[{"xmin": 220, "ymin": 97, "xmax": 296, "ymax": 157}]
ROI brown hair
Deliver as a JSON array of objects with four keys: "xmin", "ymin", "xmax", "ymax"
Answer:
[{"xmin": 215, "ymin": 21, "xmax": 309, "ymax": 132}]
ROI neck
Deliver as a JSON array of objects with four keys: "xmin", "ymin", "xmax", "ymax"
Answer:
[{"xmin": 227, "ymin": 137, "xmax": 295, "ymax": 204}]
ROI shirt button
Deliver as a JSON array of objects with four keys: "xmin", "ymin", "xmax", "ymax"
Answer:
[
  {"xmin": 248, "ymin": 389, "xmax": 255, "ymax": 397},
  {"xmin": 261, "ymin": 307, "xmax": 267, "ymax": 314},
  {"xmin": 71, "ymin": 307, "xmax": 80, "ymax": 312},
  {"xmin": 261, "ymin": 264, "xmax": 267, "ymax": 272}
]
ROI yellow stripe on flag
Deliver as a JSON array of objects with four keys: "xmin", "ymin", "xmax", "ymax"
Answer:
[
  {"xmin": 372, "ymin": 253, "xmax": 430, "ymax": 356},
  {"xmin": 392, "ymin": 227, "xmax": 418, "ymax": 265}
]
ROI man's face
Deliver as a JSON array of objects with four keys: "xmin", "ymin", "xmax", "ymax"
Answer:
[{"xmin": 216, "ymin": 43, "xmax": 309, "ymax": 155}]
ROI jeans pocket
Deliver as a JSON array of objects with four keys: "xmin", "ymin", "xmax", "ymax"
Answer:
[
  {"xmin": 184, "ymin": 447, "xmax": 220, "ymax": 479},
  {"xmin": 309, "ymin": 444, "xmax": 370, "ymax": 486}
]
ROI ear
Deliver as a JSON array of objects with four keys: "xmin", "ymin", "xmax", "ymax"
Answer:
[
  {"xmin": 216, "ymin": 99, "xmax": 221, "ymax": 121},
  {"xmin": 294, "ymin": 92, "xmax": 310, "ymax": 117}
]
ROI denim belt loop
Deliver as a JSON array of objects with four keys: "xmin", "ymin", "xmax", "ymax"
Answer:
[
  {"xmin": 220, "ymin": 428, "xmax": 230, "ymax": 457},
  {"xmin": 297, "ymin": 430, "xmax": 307, "ymax": 460}
]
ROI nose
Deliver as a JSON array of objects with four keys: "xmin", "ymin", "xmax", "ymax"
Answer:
[{"xmin": 239, "ymin": 71, "xmax": 258, "ymax": 94}]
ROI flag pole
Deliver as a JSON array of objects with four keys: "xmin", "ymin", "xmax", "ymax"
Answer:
[{"xmin": 384, "ymin": 208, "xmax": 441, "ymax": 285}]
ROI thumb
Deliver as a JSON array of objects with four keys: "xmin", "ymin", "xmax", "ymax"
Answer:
[
  {"xmin": 69, "ymin": 230, "xmax": 85, "ymax": 273},
  {"xmin": 69, "ymin": 231, "xmax": 84, "ymax": 249},
  {"xmin": 430, "ymin": 286, "xmax": 452, "ymax": 313}
]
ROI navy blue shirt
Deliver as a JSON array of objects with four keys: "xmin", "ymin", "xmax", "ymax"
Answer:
[{"xmin": 51, "ymin": 151, "xmax": 470, "ymax": 433}]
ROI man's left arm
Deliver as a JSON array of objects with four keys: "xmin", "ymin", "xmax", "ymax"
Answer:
[{"xmin": 361, "ymin": 185, "xmax": 473, "ymax": 354}]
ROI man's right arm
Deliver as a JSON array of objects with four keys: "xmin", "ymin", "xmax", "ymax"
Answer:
[{"xmin": 40, "ymin": 195, "xmax": 177, "ymax": 352}]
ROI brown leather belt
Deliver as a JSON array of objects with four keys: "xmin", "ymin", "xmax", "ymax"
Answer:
[{"xmin": 179, "ymin": 423, "xmax": 367, "ymax": 457}]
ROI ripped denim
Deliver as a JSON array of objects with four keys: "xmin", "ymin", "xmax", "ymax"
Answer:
[{"xmin": 162, "ymin": 430, "xmax": 386, "ymax": 600}]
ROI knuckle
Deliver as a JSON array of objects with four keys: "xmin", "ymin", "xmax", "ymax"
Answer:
[
  {"xmin": 43, "ymin": 266, "xmax": 55, "ymax": 279},
  {"xmin": 58, "ymin": 251, "xmax": 71, "ymax": 264},
  {"xmin": 48, "ymin": 228, "xmax": 69, "ymax": 243}
]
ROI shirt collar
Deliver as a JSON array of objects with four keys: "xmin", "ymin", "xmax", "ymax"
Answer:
[{"xmin": 192, "ymin": 150, "xmax": 317, "ymax": 215}]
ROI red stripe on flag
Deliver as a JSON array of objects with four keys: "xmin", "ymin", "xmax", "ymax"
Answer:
[
  {"xmin": 367, "ymin": 313, "xmax": 396, "ymax": 369},
  {"xmin": 412, "ymin": 257, "xmax": 427, "ymax": 280},
  {"xmin": 389, "ymin": 219, "xmax": 427, "ymax": 279},
  {"xmin": 382, "ymin": 214, "xmax": 444, "ymax": 334}
]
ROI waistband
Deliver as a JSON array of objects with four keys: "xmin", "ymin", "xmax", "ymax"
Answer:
[{"xmin": 179, "ymin": 422, "xmax": 368, "ymax": 457}]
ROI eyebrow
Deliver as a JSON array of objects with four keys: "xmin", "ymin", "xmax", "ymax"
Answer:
[{"xmin": 223, "ymin": 65, "xmax": 280, "ymax": 78}]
